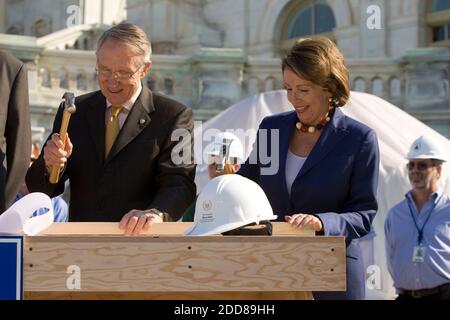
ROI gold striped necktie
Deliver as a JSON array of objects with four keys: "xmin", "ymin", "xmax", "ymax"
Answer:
[{"xmin": 105, "ymin": 105, "xmax": 124, "ymax": 158}]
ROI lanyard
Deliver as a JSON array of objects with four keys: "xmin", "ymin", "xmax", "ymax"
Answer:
[{"xmin": 407, "ymin": 194, "xmax": 439, "ymax": 245}]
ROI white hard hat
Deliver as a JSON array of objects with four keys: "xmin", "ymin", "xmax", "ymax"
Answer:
[
  {"xmin": 184, "ymin": 175, "xmax": 277, "ymax": 236},
  {"xmin": 406, "ymin": 135, "xmax": 447, "ymax": 162},
  {"xmin": 204, "ymin": 131, "xmax": 244, "ymax": 162}
]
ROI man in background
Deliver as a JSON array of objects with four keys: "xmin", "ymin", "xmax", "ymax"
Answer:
[{"xmin": 385, "ymin": 135, "xmax": 450, "ymax": 300}]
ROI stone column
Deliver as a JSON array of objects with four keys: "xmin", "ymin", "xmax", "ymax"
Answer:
[{"xmin": 0, "ymin": 0, "xmax": 6, "ymax": 33}]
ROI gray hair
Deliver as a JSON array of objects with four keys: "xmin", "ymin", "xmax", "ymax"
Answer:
[{"xmin": 96, "ymin": 22, "xmax": 152, "ymax": 62}]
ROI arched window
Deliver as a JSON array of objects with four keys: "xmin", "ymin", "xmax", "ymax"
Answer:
[
  {"xmin": 371, "ymin": 78, "xmax": 384, "ymax": 97},
  {"xmin": 164, "ymin": 78, "xmax": 174, "ymax": 95},
  {"xmin": 389, "ymin": 77, "xmax": 401, "ymax": 98},
  {"xmin": 280, "ymin": 0, "xmax": 336, "ymax": 53},
  {"xmin": 6, "ymin": 24, "xmax": 23, "ymax": 35},
  {"xmin": 427, "ymin": 0, "xmax": 450, "ymax": 46},
  {"xmin": 286, "ymin": 0, "xmax": 336, "ymax": 39},
  {"xmin": 77, "ymin": 73, "xmax": 87, "ymax": 91},
  {"xmin": 353, "ymin": 77, "xmax": 366, "ymax": 93},
  {"xmin": 33, "ymin": 19, "xmax": 52, "ymax": 37},
  {"xmin": 40, "ymin": 68, "xmax": 51, "ymax": 88}
]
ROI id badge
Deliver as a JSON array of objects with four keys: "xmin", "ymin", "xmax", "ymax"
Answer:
[{"xmin": 412, "ymin": 245, "xmax": 426, "ymax": 263}]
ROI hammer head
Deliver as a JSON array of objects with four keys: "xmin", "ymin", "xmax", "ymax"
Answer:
[
  {"xmin": 62, "ymin": 92, "xmax": 76, "ymax": 113},
  {"xmin": 215, "ymin": 137, "xmax": 233, "ymax": 172}
]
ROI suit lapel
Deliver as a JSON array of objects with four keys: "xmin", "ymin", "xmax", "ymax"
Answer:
[
  {"xmin": 86, "ymin": 92, "xmax": 107, "ymax": 164},
  {"xmin": 295, "ymin": 108, "xmax": 349, "ymax": 180},
  {"xmin": 105, "ymin": 87, "xmax": 154, "ymax": 163}
]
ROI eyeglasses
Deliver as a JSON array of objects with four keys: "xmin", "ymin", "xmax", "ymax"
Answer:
[
  {"xmin": 406, "ymin": 161, "xmax": 435, "ymax": 171},
  {"xmin": 95, "ymin": 63, "xmax": 144, "ymax": 81}
]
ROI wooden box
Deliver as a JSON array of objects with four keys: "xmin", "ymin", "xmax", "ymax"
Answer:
[{"xmin": 24, "ymin": 222, "xmax": 345, "ymax": 300}]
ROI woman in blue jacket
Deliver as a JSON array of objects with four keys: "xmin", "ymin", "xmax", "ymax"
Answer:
[{"xmin": 238, "ymin": 37, "xmax": 380, "ymax": 300}]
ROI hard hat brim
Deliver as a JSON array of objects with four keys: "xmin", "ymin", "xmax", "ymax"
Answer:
[{"xmin": 184, "ymin": 215, "xmax": 278, "ymax": 236}]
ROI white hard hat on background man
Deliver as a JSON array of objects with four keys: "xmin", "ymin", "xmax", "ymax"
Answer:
[
  {"xmin": 184, "ymin": 175, "xmax": 277, "ymax": 236},
  {"xmin": 204, "ymin": 131, "xmax": 244, "ymax": 162},
  {"xmin": 406, "ymin": 135, "xmax": 448, "ymax": 162}
]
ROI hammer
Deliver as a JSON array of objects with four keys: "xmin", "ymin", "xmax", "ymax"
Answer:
[
  {"xmin": 49, "ymin": 92, "xmax": 76, "ymax": 184},
  {"xmin": 215, "ymin": 137, "xmax": 235, "ymax": 174}
]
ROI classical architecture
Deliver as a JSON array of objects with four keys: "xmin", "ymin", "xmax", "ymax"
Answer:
[{"xmin": 0, "ymin": 0, "xmax": 449, "ymax": 141}]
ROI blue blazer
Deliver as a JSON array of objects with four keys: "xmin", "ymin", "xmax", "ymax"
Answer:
[{"xmin": 238, "ymin": 108, "xmax": 380, "ymax": 300}]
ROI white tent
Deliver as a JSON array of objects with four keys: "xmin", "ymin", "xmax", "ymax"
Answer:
[{"xmin": 193, "ymin": 90, "xmax": 450, "ymax": 299}]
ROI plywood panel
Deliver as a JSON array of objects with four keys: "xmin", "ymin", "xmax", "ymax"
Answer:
[
  {"xmin": 25, "ymin": 291, "xmax": 313, "ymax": 300},
  {"xmin": 37, "ymin": 222, "xmax": 315, "ymax": 236},
  {"xmin": 24, "ymin": 236, "xmax": 345, "ymax": 293}
]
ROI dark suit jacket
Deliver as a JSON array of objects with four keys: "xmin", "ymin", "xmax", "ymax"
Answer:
[
  {"xmin": 0, "ymin": 50, "xmax": 31, "ymax": 213},
  {"xmin": 238, "ymin": 107, "xmax": 380, "ymax": 300},
  {"xmin": 26, "ymin": 87, "xmax": 196, "ymax": 222}
]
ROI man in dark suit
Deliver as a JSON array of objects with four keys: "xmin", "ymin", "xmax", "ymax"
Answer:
[
  {"xmin": 26, "ymin": 23, "xmax": 196, "ymax": 234},
  {"xmin": 0, "ymin": 50, "xmax": 31, "ymax": 213}
]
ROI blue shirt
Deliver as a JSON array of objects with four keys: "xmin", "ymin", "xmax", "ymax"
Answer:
[
  {"xmin": 385, "ymin": 190, "xmax": 450, "ymax": 291},
  {"xmin": 14, "ymin": 193, "xmax": 68, "ymax": 223}
]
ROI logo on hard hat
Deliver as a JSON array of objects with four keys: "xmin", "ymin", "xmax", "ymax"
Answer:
[{"xmin": 202, "ymin": 200, "xmax": 213, "ymax": 211}]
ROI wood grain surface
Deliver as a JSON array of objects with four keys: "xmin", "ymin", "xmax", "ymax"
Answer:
[
  {"xmin": 24, "ymin": 234, "xmax": 345, "ymax": 293},
  {"xmin": 25, "ymin": 291, "xmax": 314, "ymax": 300}
]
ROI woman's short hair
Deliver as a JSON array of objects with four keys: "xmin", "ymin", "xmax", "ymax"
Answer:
[
  {"xmin": 282, "ymin": 37, "xmax": 350, "ymax": 107},
  {"xmin": 96, "ymin": 22, "xmax": 152, "ymax": 62}
]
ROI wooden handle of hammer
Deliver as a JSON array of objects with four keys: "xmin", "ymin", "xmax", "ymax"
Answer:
[
  {"xmin": 223, "ymin": 162, "xmax": 236, "ymax": 174},
  {"xmin": 49, "ymin": 110, "xmax": 72, "ymax": 184}
]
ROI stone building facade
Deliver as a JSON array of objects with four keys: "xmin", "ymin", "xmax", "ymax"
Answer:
[{"xmin": 0, "ymin": 0, "xmax": 449, "ymax": 140}]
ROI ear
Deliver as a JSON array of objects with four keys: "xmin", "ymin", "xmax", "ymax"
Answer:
[
  {"xmin": 322, "ymin": 87, "xmax": 333, "ymax": 100},
  {"xmin": 140, "ymin": 61, "xmax": 152, "ymax": 79},
  {"xmin": 436, "ymin": 164, "xmax": 442, "ymax": 178}
]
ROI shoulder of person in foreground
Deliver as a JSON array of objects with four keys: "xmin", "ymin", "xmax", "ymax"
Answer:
[
  {"xmin": 0, "ymin": 50, "xmax": 24, "ymax": 71},
  {"xmin": 337, "ymin": 109, "xmax": 377, "ymax": 138}
]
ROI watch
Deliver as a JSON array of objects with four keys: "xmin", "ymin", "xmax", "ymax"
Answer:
[{"xmin": 148, "ymin": 208, "xmax": 164, "ymax": 221}]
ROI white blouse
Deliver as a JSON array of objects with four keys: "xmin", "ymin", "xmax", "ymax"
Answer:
[{"xmin": 285, "ymin": 150, "xmax": 307, "ymax": 198}]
